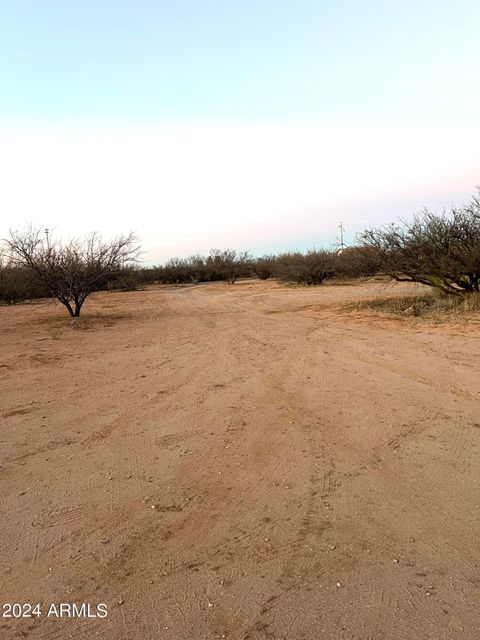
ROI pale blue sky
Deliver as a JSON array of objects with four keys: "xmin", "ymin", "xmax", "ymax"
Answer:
[{"xmin": 1, "ymin": 1, "xmax": 479, "ymax": 260}]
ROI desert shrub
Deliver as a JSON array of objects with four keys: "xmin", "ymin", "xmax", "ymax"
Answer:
[
  {"xmin": 0, "ymin": 259, "xmax": 50, "ymax": 304},
  {"xmin": 161, "ymin": 257, "xmax": 190, "ymax": 284},
  {"xmin": 156, "ymin": 255, "xmax": 220, "ymax": 284},
  {"xmin": 6, "ymin": 228, "xmax": 140, "ymax": 317},
  {"xmin": 253, "ymin": 255, "xmax": 276, "ymax": 280},
  {"xmin": 360, "ymin": 191, "xmax": 480, "ymax": 295},
  {"xmin": 107, "ymin": 268, "xmax": 142, "ymax": 291},
  {"xmin": 184, "ymin": 254, "xmax": 212, "ymax": 282},
  {"xmin": 209, "ymin": 249, "xmax": 252, "ymax": 284},
  {"xmin": 348, "ymin": 290, "xmax": 480, "ymax": 318},
  {"xmin": 135, "ymin": 266, "xmax": 164, "ymax": 285},
  {"xmin": 136, "ymin": 255, "xmax": 230, "ymax": 285},
  {"xmin": 274, "ymin": 250, "xmax": 335, "ymax": 285},
  {"xmin": 334, "ymin": 246, "xmax": 381, "ymax": 278}
]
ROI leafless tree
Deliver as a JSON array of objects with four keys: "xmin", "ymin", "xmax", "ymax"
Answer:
[
  {"xmin": 186, "ymin": 254, "xmax": 213, "ymax": 283},
  {"xmin": 334, "ymin": 246, "xmax": 381, "ymax": 278},
  {"xmin": 0, "ymin": 261, "xmax": 48, "ymax": 305},
  {"xmin": 209, "ymin": 249, "xmax": 252, "ymax": 284},
  {"xmin": 5, "ymin": 227, "xmax": 140, "ymax": 316},
  {"xmin": 360, "ymin": 191, "xmax": 480, "ymax": 295},
  {"xmin": 162, "ymin": 257, "xmax": 189, "ymax": 284},
  {"xmin": 252, "ymin": 255, "xmax": 276, "ymax": 280},
  {"xmin": 274, "ymin": 250, "xmax": 335, "ymax": 285}
]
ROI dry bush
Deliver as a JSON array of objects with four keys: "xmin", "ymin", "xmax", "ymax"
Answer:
[
  {"xmin": 185, "ymin": 254, "xmax": 213, "ymax": 282},
  {"xmin": 274, "ymin": 250, "xmax": 335, "ymax": 285},
  {"xmin": 161, "ymin": 257, "xmax": 190, "ymax": 284},
  {"xmin": 334, "ymin": 246, "xmax": 381, "ymax": 278},
  {"xmin": 106, "ymin": 267, "xmax": 142, "ymax": 292},
  {"xmin": 209, "ymin": 249, "xmax": 252, "ymax": 284},
  {"xmin": 6, "ymin": 228, "xmax": 140, "ymax": 317},
  {"xmin": 153, "ymin": 255, "xmax": 222, "ymax": 284},
  {"xmin": 348, "ymin": 291, "xmax": 480, "ymax": 319},
  {"xmin": 252, "ymin": 255, "xmax": 276, "ymax": 280},
  {"xmin": 360, "ymin": 191, "xmax": 480, "ymax": 295},
  {"xmin": 0, "ymin": 257, "xmax": 50, "ymax": 304}
]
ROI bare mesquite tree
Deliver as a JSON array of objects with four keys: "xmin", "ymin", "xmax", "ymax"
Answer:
[
  {"xmin": 360, "ymin": 191, "xmax": 480, "ymax": 295},
  {"xmin": 275, "ymin": 250, "xmax": 336, "ymax": 285},
  {"xmin": 163, "ymin": 257, "xmax": 189, "ymax": 284},
  {"xmin": 209, "ymin": 249, "xmax": 252, "ymax": 284},
  {"xmin": 0, "ymin": 256, "xmax": 49, "ymax": 304},
  {"xmin": 252, "ymin": 255, "xmax": 276, "ymax": 280},
  {"xmin": 6, "ymin": 228, "xmax": 140, "ymax": 316},
  {"xmin": 334, "ymin": 246, "xmax": 381, "ymax": 278}
]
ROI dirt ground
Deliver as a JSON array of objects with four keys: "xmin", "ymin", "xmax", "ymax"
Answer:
[{"xmin": 1, "ymin": 279, "xmax": 480, "ymax": 640}]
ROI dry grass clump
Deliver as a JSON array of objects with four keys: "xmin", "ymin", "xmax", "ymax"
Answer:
[
  {"xmin": 348, "ymin": 292, "xmax": 480, "ymax": 319},
  {"xmin": 38, "ymin": 311, "xmax": 132, "ymax": 335}
]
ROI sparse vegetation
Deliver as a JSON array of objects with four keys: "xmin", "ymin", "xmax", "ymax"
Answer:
[
  {"xmin": 348, "ymin": 290, "xmax": 480, "ymax": 319},
  {"xmin": 0, "ymin": 258, "xmax": 50, "ymax": 304},
  {"xmin": 274, "ymin": 250, "xmax": 336, "ymax": 285},
  {"xmin": 209, "ymin": 249, "xmax": 252, "ymax": 285},
  {"xmin": 5, "ymin": 228, "xmax": 140, "ymax": 317},
  {"xmin": 334, "ymin": 246, "xmax": 381, "ymax": 278},
  {"xmin": 3, "ymin": 190, "xmax": 480, "ymax": 326},
  {"xmin": 252, "ymin": 255, "xmax": 276, "ymax": 280},
  {"xmin": 360, "ymin": 191, "xmax": 480, "ymax": 295}
]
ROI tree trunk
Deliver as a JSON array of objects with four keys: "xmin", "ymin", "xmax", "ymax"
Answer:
[{"xmin": 59, "ymin": 298, "xmax": 75, "ymax": 317}]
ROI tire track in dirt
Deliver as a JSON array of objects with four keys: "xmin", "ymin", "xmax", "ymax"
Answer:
[
  {"xmin": 3, "ymin": 281, "xmax": 480, "ymax": 640},
  {"xmin": 231, "ymin": 319, "xmax": 352, "ymax": 638}
]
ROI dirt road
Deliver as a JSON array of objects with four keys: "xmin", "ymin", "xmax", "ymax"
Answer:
[{"xmin": 1, "ymin": 280, "xmax": 480, "ymax": 639}]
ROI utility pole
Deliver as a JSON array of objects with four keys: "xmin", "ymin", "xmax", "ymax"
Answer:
[
  {"xmin": 338, "ymin": 222, "xmax": 346, "ymax": 252},
  {"xmin": 45, "ymin": 228, "xmax": 50, "ymax": 249}
]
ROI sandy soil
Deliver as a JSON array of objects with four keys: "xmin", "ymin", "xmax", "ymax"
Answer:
[{"xmin": 1, "ymin": 279, "xmax": 480, "ymax": 640}]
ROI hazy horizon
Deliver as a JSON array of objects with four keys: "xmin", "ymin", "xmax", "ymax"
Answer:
[{"xmin": 1, "ymin": 1, "xmax": 479, "ymax": 263}]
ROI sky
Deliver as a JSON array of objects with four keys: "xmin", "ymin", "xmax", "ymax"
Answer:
[{"xmin": 0, "ymin": 0, "xmax": 479, "ymax": 263}]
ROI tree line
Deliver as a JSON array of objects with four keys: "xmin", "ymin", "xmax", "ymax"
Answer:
[
  {"xmin": 0, "ymin": 237, "xmax": 379, "ymax": 315},
  {"xmin": 1, "ymin": 189, "xmax": 479, "ymax": 317},
  {"xmin": 135, "ymin": 246, "xmax": 378, "ymax": 287}
]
